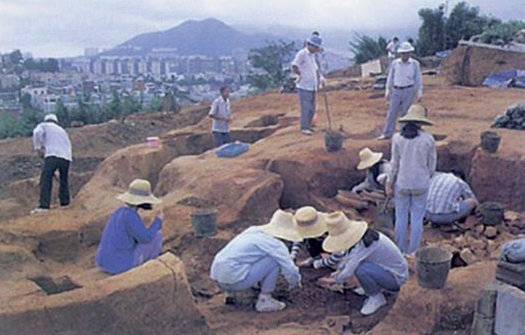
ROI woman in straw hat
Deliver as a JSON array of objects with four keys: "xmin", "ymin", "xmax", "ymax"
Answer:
[
  {"xmin": 352, "ymin": 147, "xmax": 391, "ymax": 193},
  {"xmin": 386, "ymin": 104, "xmax": 436, "ymax": 255},
  {"xmin": 318, "ymin": 212, "xmax": 408, "ymax": 316},
  {"xmin": 289, "ymin": 206, "xmax": 328, "ymax": 267},
  {"xmin": 95, "ymin": 179, "xmax": 164, "ymax": 275},
  {"xmin": 210, "ymin": 209, "xmax": 302, "ymax": 313}
]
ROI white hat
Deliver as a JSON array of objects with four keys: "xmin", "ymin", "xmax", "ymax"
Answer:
[
  {"xmin": 117, "ymin": 179, "xmax": 162, "ymax": 205},
  {"xmin": 44, "ymin": 114, "xmax": 58, "ymax": 123},
  {"xmin": 322, "ymin": 212, "xmax": 368, "ymax": 253},
  {"xmin": 357, "ymin": 148, "xmax": 383, "ymax": 170},
  {"xmin": 398, "ymin": 42, "xmax": 415, "ymax": 53},
  {"xmin": 293, "ymin": 206, "xmax": 327, "ymax": 239},
  {"xmin": 259, "ymin": 210, "xmax": 303, "ymax": 242}
]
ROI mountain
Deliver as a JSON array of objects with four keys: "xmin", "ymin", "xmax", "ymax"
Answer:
[{"xmin": 102, "ymin": 18, "xmax": 283, "ymax": 57}]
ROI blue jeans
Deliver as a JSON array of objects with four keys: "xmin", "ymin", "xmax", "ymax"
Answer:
[
  {"xmin": 395, "ymin": 187, "xmax": 429, "ymax": 254},
  {"xmin": 382, "ymin": 86, "xmax": 416, "ymax": 137},
  {"xmin": 425, "ymin": 200, "xmax": 473, "ymax": 225},
  {"xmin": 355, "ymin": 261, "xmax": 400, "ymax": 295},
  {"xmin": 132, "ymin": 231, "xmax": 163, "ymax": 267},
  {"xmin": 298, "ymin": 88, "xmax": 316, "ymax": 130},
  {"xmin": 217, "ymin": 257, "xmax": 280, "ymax": 295},
  {"xmin": 213, "ymin": 131, "xmax": 232, "ymax": 148}
]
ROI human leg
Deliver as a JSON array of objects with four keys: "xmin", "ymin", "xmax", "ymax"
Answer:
[
  {"xmin": 407, "ymin": 190, "xmax": 429, "ymax": 254},
  {"xmin": 38, "ymin": 157, "xmax": 58, "ymax": 209},
  {"xmin": 354, "ymin": 261, "xmax": 400, "ymax": 295},
  {"xmin": 133, "ymin": 231, "xmax": 163, "ymax": 267},
  {"xmin": 213, "ymin": 132, "xmax": 229, "ymax": 147},
  {"xmin": 399, "ymin": 87, "xmax": 417, "ymax": 116},
  {"xmin": 426, "ymin": 200, "xmax": 475, "ymax": 225},
  {"xmin": 394, "ymin": 188, "xmax": 410, "ymax": 253},
  {"xmin": 221, "ymin": 256, "xmax": 280, "ymax": 294},
  {"xmin": 57, "ymin": 158, "xmax": 70, "ymax": 206},
  {"xmin": 299, "ymin": 89, "xmax": 315, "ymax": 130},
  {"xmin": 382, "ymin": 89, "xmax": 402, "ymax": 137}
]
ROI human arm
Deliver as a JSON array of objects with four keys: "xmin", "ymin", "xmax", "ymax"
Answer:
[
  {"xmin": 427, "ymin": 137, "xmax": 437, "ymax": 178},
  {"xmin": 414, "ymin": 61, "xmax": 423, "ymax": 101},
  {"xmin": 290, "ymin": 241, "xmax": 303, "ymax": 261},
  {"xmin": 333, "ymin": 244, "xmax": 374, "ymax": 284},
  {"xmin": 33, "ymin": 124, "xmax": 45, "ymax": 153},
  {"xmin": 313, "ymin": 251, "xmax": 347, "ymax": 270},
  {"xmin": 258, "ymin": 237, "xmax": 301, "ymax": 287},
  {"xmin": 125, "ymin": 209, "xmax": 162, "ymax": 244},
  {"xmin": 386, "ymin": 139, "xmax": 400, "ymax": 196},
  {"xmin": 208, "ymin": 100, "xmax": 230, "ymax": 121},
  {"xmin": 385, "ymin": 63, "xmax": 395, "ymax": 100}
]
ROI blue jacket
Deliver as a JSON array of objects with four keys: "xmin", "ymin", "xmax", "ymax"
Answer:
[{"xmin": 95, "ymin": 206, "xmax": 162, "ymax": 275}]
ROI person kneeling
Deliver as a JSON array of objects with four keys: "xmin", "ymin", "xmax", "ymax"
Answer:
[
  {"xmin": 95, "ymin": 179, "xmax": 163, "ymax": 275},
  {"xmin": 210, "ymin": 209, "xmax": 302, "ymax": 313},
  {"xmin": 318, "ymin": 212, "xmax": 408, "ymax": 315},
  {"xmin": 290, "ymin": 206, "xmax": 328, "ymax": 267}
]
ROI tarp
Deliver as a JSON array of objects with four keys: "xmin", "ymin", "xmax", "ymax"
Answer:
[
  {"xmin": 216, "ymin": 141, "xmax": 250, "ymax": 158},
  {"xmin": 483, "ymin": 69, "xmax": 525, "ymax": 89}
]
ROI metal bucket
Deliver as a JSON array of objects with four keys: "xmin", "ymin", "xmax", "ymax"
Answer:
[
  {"xmin": 190, "ymin": 209, "xmax": 217, "ymax": 237},
  {"xmin": 479, "ymin": 202, "xmax": 504, "ymax": 226},
  {"xmin": 415, "ymin": 247, "xmax": 453, "ymax": 289},
  {"xmin": 480, "ymin": 131, "xmax": 501, "ymax": 153},
  {"xmin": 324, "ymin": 131, "xmax": 344, "ymax": 153}
]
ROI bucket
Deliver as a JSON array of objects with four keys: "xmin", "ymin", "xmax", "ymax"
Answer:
[
  {"xmin": 415, "ymin": 247, "xmax": 453, "ymax": 289},
  {"xmin": 190, "ymin": 209, "xmax": 217, "ymax": 237},
  {"xmin": 324, "ymin": 131, "xmax": 344, "ymax": 153},
  {"xmin": 147, "ymin": 137, "xmax": 160, "ymax": 148},
  {"xmin": 480, "ymin": 131, "xmax": 501, "ymax": 153},
  {"xmin": 479, "ymin": 202, "xmax": 504, "ymax": 226}
]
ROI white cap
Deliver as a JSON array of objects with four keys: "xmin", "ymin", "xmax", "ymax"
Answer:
[
  {"xmin": 398, "ymin": 42, "xmax": 415, "ymax": 53},
  {"xmin": 44, "ymin": 114, "xmax": 58, "ymax": 123}
]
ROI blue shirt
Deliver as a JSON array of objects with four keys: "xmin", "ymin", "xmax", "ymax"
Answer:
[{"xmin": 95, "ymin": 206, "xmax": 162, "ymax": 275}]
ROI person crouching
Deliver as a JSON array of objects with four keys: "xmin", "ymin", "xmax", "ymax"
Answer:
[
  {"xmin": 290, "ymin": 206, "xmax": 328, "ymax": 267},
  {"xmin": 318, "ymin": 212, "xmax": 408, "ymax": 315},
  {"xmin": 95, "ymin": 179, "xmax": 164, "ymax": 275},
  {"xmin": 210, "ymin": 209, "xmax": 302, "ymax": 313}
]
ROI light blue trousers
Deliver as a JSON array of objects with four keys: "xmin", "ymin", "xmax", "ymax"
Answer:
[
  {"xmin": 132, "ymin": 231, "xmax": 163, "ymax": 267},
  {"xmin": 355, "ymin": 261, "xmax": 400, "ymax": 296},
  {"xmin": 395, "ymin": 188, "xmax": 429, "ymax": 254},
  {"xmin": 425, "ymin": 201, "xmax": 473, "ymax": 225},
  {"xmin": 298, "ymin": 88, "xmax": 316, "ymax": 130},
  {"xmin": 217, "ymin": 257, "xmax": 280, "ymax": 295},
  {"xmin": 382, "ymin": 86, "xmax": 416, "ymax": 137}
]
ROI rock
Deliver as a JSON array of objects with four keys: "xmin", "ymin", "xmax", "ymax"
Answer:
[
  {"xmin": 474, "ymin": 225, "xmax": 486, "ymax": 236},
  {"xmin": 495, "ymin": 283, "xmax": 525, "ymax": 335},
  {"xmin": 460, "ymin": 248, "xmax": 478, "ymax": 265},
  {"xmin": 484, "ymin": 226, "xmax": 498, "ymax": 239},
  {"xmin": 325, "ymin": 315, "xmax": 351, "ymax": 335},
  {"xmin": 442, "ymin": 244, "xmax": 460, "ymax": 256},
  {"xmin": 505, "ymin": 211, "xmax": 520, "ymax": 222},
  {"xmin": 472, "ymin": 313, "xmax": 495, "ymax": 335},
  {"xmin": 461, "ymin": 215, "xmax": 479, "ymax": 230}
]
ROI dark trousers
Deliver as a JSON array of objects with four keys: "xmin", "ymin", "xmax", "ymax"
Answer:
[
  {"xmin": 213, "ymin": 132, "xmax": 232, "ymax": 148},
  {"xmin": 39, "ymin": 156, "xmax": 70, "ymax": 209}
]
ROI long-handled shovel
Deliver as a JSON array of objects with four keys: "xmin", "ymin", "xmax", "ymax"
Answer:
[
  {"xmin": 375, "ymin": 197, "xmax": 394, "ymax": 230},
  {"xmin": 322, "ymin": 90, "xmax": 333, "ymax": 131}
]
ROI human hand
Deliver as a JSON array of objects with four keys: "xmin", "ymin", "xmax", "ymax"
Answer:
[
  {"xmin": 288, "ymin": 281, "xmax": 302, "ymax": 291},
  {"xmin": 319, "ymin": 76, "xmax": 327, "ymax": 89},
  {"xmin": 36, "ymin": 149, "xmax": 45, "ymax": 159},
  {"xmin": 157, "ymin": 209, "xmax": 165, "ymax": 221},
  {"xmin": 385, "ymin": 90, "xmax": 391, "ymax": 101},
  {"xmin": 417, "ymin": 96, "xmax": 423, "ymax": 103},
  {"xmin": 386, "ymin": 184, "xmax": 394, "ymax": 198},
  {"xmin": 317, "ymin": 275, "xmax": 335, "ymax": 286},
  {"xmin": 313, "ymin": 259, "xmax": 323, "ymax": 269}
]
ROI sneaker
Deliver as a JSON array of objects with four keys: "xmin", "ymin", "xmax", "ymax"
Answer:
[
  {"xmin": 360, "ymin": 293, "xmax": 387, "ymax": 315},
  {"xmin": 376, "ymin": 135, "xmax": 391, "ymax": 141},
  {"xmin": 353, "ymin": 287, "xmax": 366, "ymax": 296},
  {"xmin": 301, "ymin": 129, "xmax": 313, "ymax": 136},
  {"xmin": 299, "ymin": 257, "xmax": 315, "ymax": 267},
  {"xmin": 255, "ymin": 295, "xmax": 286, "ymax": 313},
  {"xmin": 30, "ymin": 208, "xmax": 49, "ymax": 215}
]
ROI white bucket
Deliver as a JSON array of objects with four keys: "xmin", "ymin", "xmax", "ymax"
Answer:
[{"xmin": 146, "ymin": 137, "xmax": 159, "ymax": 148}]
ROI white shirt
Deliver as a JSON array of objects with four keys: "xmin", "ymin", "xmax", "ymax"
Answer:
[
  {"xmin": 386, "ymin": 58, "xmax": 423, "ymax": 98},
  {"xmin": 209, "ymin": 96, "xmax": 231, "ymax": 133},
  {"xmin": 33, "ymin": 122, "xmax": 72, "ymax": 161},
  {"xmin": 210, "ymin": 227, "xmax": 301, "ymax": 286},
  {"xmin": 292, "ymin": 48, "xmax": 319, "ymax": 91},
  {"xmin": 386, "ymin": 41, "xmax": 399, "ymax": 58}
]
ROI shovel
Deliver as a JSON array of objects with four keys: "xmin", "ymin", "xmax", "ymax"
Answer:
[{"xmin": 375, "ymin": 197, "xmax": 394, "ymax": 230}]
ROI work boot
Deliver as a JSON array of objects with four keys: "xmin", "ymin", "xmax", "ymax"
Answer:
[
  {"xmin": 360, "ymin": 293, "xmax": 387, "ymax": 315},
  {"xmin": 255, "ymin": 294, "xmax": 286, "ymax": 313}
]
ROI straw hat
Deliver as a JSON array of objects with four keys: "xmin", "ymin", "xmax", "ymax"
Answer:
[
  {"xmin": 322, "ymin": 212, "xmax": 368, "ymax": 253},
  {"xmin": 117, "ymin": 179, "xmax": 162, "ymax": 205},
  {"xmin": 397, "ymin": 41, "xmax": 415, "ymax": 53},
  {"xmin": 357, "ymin": 148, "xmax": 383, "ymax": 170},
  {"xmin": 293, "ymin": 206, "xmax": 327, "ymax": 239},
  {"xmin": 259, "ymin": 209, "xmax": 303, "ymax": 242},
  {"xmin": 44, "ymin": 114, "xmax": 58, "ymax": 123},
  {"xmin": 399, "ymin": 104, "xmax": 433, "ymax": 125}
]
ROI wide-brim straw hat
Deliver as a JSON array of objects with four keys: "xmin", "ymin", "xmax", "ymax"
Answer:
[
  {"xmin": 117, "ymin": 179, "xmax": 162, "ymax": 205},
  {"xmin": 322, "ymin": 212, "xmax": 368, "ymax": 253},
  {"xmin": 293, "ymin": 206, "xmax": 327, "ymax": 239},
  {"xmin": 398, "ymin": 41, "xmax": 415, "ymax": 53},
  {"xmin": 259, "ymin": 209, "xmax": 303, "ymax": 242},
  {"xmin": 357, "ymin": 148, "xmax": 383, "ymax": 170},
  {"xmin": 399, "ymin": 104, "xmax": 433, "ymax": 126}
]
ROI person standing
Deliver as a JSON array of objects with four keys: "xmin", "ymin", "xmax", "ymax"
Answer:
[
  {"xmin": 425, "ymin": 172, "xmax": 478, "ymax": 225},
  {"xmin": 209, "ymin": 86, "xmax": 232, "ymax": 147},
  {"xmin": 31, "ymin": 113, "xmax": 72, "ymax": 214},
  {"xmin": 378, "ymin": 42, "xmax": 423, "ymax": 140},
  {"xmin": 386, "ymin": 105, "xmax": 436, "ymax": 255},
  {"xmin": 292, "ymin": 34, "xmax": 325, "ymax": 136},
  {"xmin": 386, "ymin": 36, "xmax": 400, "ymax": 69}
]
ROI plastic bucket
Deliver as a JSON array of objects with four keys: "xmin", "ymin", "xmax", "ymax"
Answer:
[
  {"xmin": 480, "ymin": 131, "xmax": 501, "ymax": 153},
  {"xmin": 324, "ymin": 131, "xmax": 344, "ymax": 153},
  {"xmin": 415, "ymin": 247, "xmax": 453, "ymax": 289},
  {"xmin": 147, "ymin": 137, "xmax": 160, "ymax": 148},
  {"xmin": 190, "ymin": 209, "xmax": 218, "ymax": 237},
  {"xmin": 479, "ymin": 202, "xmax": 504, "ymax": 226}
]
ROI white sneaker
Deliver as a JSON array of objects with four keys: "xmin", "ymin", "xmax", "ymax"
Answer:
[
  {"xmin": 301, "ymin": 129, "xmax": 313, "ymax": 136},
  {"xmin": 360, "ymin": 293, "xmax": 387, "ymax": 315},
  {"xmin": 255, "ymin": 295, "xmax": 286, "ymax": 313},
  {"xmin": 31, "ymin": 208, "xmax": 49, "ymax": 215},
  {"xmin": 353, "ymin": 287, "xmax": 366, "ymax": 296},
  {"xmin": 299, "ymin": 257, "xmax": 315, "ymax": 267}
]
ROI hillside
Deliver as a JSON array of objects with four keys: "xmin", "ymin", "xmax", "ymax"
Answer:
[{"xmin": 102, "ymin": 18, "xmax": 282, "ymax": 57}]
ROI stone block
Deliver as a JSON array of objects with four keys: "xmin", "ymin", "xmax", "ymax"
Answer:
[
  {"xmin": 471, "ymin": 313, "xmax": 495, "ymax": 335},
  {"xmin": 496, "ymin": 259, "xmax": 525, "ymax": 290},
  {"xmin": 476, "ymin": 283, "xmax": 500, "ymax": 318},
  {"xmin": 495, "ymin": 283, "xmax": 525, "ymax": 335},
  {"xmin": 460, "ymin": 248, "xmax": 478, "ymax": 265}
]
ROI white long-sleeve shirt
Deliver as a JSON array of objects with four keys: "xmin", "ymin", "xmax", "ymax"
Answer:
[
  {"xmin": 210, "ymin": 227, "xmax": 301, "ymax": 286},
  {"xmin": 292, "ymin": 48, "xmax": 319, "ymax": 91},
  {"xmin": 386, "ymin": 58, "xmax": 423, "ymax": 98},
  {"xmin": 32, "ymin": 122, "xmax": 72, "ymax": 161}
]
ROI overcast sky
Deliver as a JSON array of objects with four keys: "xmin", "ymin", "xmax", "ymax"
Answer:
[{"xmin": 1, "ymin": 0, "xmax": 524, "ymax": 57}]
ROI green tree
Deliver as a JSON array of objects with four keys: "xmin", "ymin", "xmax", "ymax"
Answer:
[
  {"xmin": 9, "ymin": 50, "xmax": 23, "ymax": 65},
  {"xmin": 417, "ymin": 6, "xmax": 446, "ymax": 56},
  {"xmin": 43, "ymin": 58, "xmax": 59, "ymax": 72},
  {"xmin": 350, "ymin": 34, "xmax": 388, "ymax": 64},
  {"xmin": 480, "ymin": 20, "xmax": 525, "ymax": 45},
  {"xmin": 0, "ymin": 112, "xmax": 23, "ymax": 139},
  {"xmin": 445, "ymin": 2, "xmax": 492, "ymax": 49},
  {"xmin": 107, "ymin": 90, "xmax": 122, "ymax": 121},
  {"xmin": 248, "ymin": 41, "xmax": 296, "ymax": 91},
  {"xmin": 145, "ymin": 96, "xmax": 163, "ymax": 113},
  {"xmin": 19, "ymin": 107, "xmax": 43, "ymax": 136},
  {"xmin": 122, "ymin": 93, "xmax": 141, "ymax": 121},
  {"xmin": 54, "ymin": 98, "xmax": 70, "ymax": 127}
]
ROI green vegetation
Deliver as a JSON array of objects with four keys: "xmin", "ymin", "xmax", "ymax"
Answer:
[
  {"xmin": 248, "ymin": 41, "xmax": 296, "ymax": 91},
  {"xmin": 480, "ymin": 20, "xmax": 525, "ymax": 45},
  {"xmin": 350, "ymin": 34, "xmax": 388, "ymax": 64}
]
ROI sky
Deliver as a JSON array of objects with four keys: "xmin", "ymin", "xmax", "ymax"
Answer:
[{"xmin": 1, "ymin": 0, "xmax": 524, "ymax": 58}]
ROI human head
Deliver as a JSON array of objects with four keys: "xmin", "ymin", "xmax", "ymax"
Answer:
[
  {"xmin": 117, "ymin": 179, "xmax": 161, "ymax": 208},
  {"xmin": 357, "ymin": 148, "xmax": 383, "ymax": 171},
  {"xmin": 293, "ymin": 206, "xmax": 327, "ymax": 239},
  {"xmin": 393, "ymin": 36, "xmax": 399, "ymax": 43},
  {"xmin": 306, "ymin": 35, "xmax": 322, "ymax": 53},
  {"xmin": 259, "ymin": 209, "xmax": 302, "ymax": 242},
  {"xmin": 398, "ymin": 41, "xmax": 414, "ymax": 61},
  {"xmin": 220, "ymin": 86, "xmax": 231, "ymax": 100},
  {"xmin": 44, "ymin": 113, "xmax": 58, "ymax": 124},
  {"xmin": 322, "ymin": 212, "xmax": 368, "ymax": 253}
]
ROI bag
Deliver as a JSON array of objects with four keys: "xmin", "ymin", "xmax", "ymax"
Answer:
[
  {"xmin": 502, "ymin": 239, "xmax": 525, "ymax": 263},
  {"xmin": 215, "ymin": 141, "xmax": 250, "ymax": 158}
]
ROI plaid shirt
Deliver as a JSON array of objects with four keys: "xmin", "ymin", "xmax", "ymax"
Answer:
[{"xmin": 426, "ymin": 172, "xmax": 476, "ymax": 214}]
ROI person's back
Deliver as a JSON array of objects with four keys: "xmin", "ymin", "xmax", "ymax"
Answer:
[{"xmin": 34, "ymin": 122, "xmax": 72, "ymax": 161}]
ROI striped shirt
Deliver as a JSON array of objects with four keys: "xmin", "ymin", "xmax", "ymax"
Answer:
[
  {"xmin": 426, "ymin": 172, "xmax": 477, "ymax": 214},
  {"xmin": 314, "ymin": 250, "xmax": 351, "ymax": 269}
]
